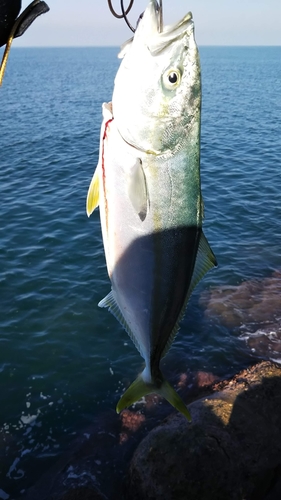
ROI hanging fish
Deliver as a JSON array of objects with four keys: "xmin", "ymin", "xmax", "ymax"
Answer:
[{"xmin": 86, "ymin": 0, "xmax": 216, "ymax": 420}]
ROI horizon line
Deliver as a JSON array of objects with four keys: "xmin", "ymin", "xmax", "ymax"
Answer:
[{"xmin": 10, "ymin": 44, "xmax": 281, "ymax": 49}]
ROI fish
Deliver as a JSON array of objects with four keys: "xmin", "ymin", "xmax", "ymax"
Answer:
[{"xmin": 86, "ymin": 0, "xmax": 217, "ymax": 420}]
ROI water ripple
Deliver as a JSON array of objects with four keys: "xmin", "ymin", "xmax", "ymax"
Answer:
[{"xmin": 0, "ymin": 46, "xmax": 281, "ymax": 498}]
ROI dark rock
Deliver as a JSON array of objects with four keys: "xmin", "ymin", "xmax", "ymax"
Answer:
[
  {"xmin": 58, "ymin": 487, "xmax": 107, "ymax": 500},
  {"xmin": 128, "ymin": 361, "xmax": 281, "ymax": 500},
  {"xmin": 19, "ymin": 361, "xmax": 281, "ymax": 500}
]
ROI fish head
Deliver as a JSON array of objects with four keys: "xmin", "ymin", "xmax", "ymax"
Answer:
[{"xmin": 112, "ymin": 0, "xmax": 201, "ymax": 156}]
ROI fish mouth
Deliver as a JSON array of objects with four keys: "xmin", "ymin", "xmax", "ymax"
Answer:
[
  {"xmin": 141, "ymin": 1, "xmax": 194, "ymax": 54},
  {"xmin": 119, "ymin": 3, "xmax": 194, "ymax": 59}
]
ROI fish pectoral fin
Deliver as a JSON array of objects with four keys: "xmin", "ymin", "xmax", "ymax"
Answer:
[
  {"xmin": 86, "ymin": 165, "xmax": 100, "ymax": 217},
  {"xmin": 128, "ymin": 158, "xmax": 149, "ymax": 222},
  {"xmin": 116, "ymin": 369, "xmax": 191, "ymax": 421}
]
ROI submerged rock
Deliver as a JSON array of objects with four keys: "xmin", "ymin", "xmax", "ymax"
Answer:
[
  {"xmin": 129, "ymin": 361, "xmax": 281, "ymax": 500},
  {"xmin": 200, "ymin": 270, "xmax": 281, "ymax": 329},
  {"xmin": 200, "ymin": 270, "xmax": 281, "ymax": 362}
]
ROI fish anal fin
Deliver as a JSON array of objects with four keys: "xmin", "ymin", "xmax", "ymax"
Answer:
[{"xmin": 98, "ymin": 291, "xmax": 143, "ymax": 357}]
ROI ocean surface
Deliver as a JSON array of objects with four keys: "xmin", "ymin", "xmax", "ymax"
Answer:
[{"xmin": 1, "ymin": 46, "xmax": 281, "ymax": 498}]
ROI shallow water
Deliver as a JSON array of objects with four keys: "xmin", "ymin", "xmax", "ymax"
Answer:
[{"xmin": 0, "ymin": 46, "xmax": 281, "ymax": 498}]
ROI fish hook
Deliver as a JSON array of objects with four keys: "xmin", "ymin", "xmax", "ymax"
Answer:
[{"xmin": 107, "ymin": 1, "xmax": 163, "ymax": 34}]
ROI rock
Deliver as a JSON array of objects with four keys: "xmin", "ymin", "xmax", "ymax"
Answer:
[
  {"xmin": 58, "ymin": 487, "xmax": 107, "ymax": 500},
  {"xmin": 200, "ymin": 270, "xmax": 281, "ymax": 329},
  {"xmin": 129, "ymin": 361, "xmax": 281, "ymax": 500}
]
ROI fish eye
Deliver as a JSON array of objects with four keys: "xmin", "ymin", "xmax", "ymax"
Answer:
[
  {"xmin": 162, "ymin": 68, "xmax": 181, "ymax": 90},
  {"xmin": 169, "ymin": 72, "xmax": 178, "ymax": 84}
]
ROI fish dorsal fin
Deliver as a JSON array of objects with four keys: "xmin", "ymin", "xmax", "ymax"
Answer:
[
  {"xmin": 86, "ymin": 165, "xmax": 100, "ymax": 217},
  {"xmin": 188, "ymin": 231, "xmax": 217, "ymax": 297},
  {"xmin": 128, "ymin": 159, "xmax": 149, "ymax": 221},
  {"xmin": 161, "ymin": 231, "xmax": 217, "ymax": 358},
  {"xmin": 98, "ymin": 291, "xmax": 143, "ymax": 357}
]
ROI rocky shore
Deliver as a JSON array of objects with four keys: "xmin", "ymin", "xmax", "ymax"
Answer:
[
  {"xmin": 129, "ymin": 361, "xmax": 281, "ymax": 500},
  {"xmin": 21, "ymin": 360, "xmax": 281, "ymax": 500}
]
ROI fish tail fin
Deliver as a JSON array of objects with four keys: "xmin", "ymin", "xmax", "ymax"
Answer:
[
  {"xmin": 159, "ymin": 378, "xmax": 192, "ymax": 421},
  {"xmin": 116, "ymin": 371, "xmax": 191, "ymax": 421}
]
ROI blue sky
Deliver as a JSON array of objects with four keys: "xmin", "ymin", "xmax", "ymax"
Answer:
[{"xmin": 16, "ymin": 0, "xmax": 281, "ymax": 46}]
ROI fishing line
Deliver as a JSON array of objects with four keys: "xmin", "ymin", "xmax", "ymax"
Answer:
[
  {"xmin": 120, "ymin": 0, "xmax": 136, "ymax": 32},
  {"xmin": 107, "ymin": 0, "xmax": 134, "ymax": 20},
  {"xmin": 107, "ymin": 0, "xmax": 163, "ymax": 33}
]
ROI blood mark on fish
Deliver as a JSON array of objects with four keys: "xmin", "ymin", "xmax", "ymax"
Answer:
[{"xmin": 102, "ymin": 117, "xmax": 114, "ymax": 234}]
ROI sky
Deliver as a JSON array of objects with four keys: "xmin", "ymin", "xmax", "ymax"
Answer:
[{"xmin": 14, "ymin": 0, "xmax": 281, "ymax": 47}]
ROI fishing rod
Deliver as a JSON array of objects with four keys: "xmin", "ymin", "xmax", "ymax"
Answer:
[{"xmin": 0, "ymin": 0, "xmax": 49, "ymax": 85}]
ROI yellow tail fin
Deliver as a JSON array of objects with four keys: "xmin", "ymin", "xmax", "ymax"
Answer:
[{"xmin": 116, "ymin": 371, "xmax": 191, "ymax": 421}]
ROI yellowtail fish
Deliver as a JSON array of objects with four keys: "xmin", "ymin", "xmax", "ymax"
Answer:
[{"xmin": 86, "ymin": 0, "xmax": 216, "ymax": 420}]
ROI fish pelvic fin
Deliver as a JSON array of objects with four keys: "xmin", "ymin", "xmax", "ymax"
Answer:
[
  {"xmin": 116, "ymin": 370, "xmax": 191, "ymax": 421},
  {"xmin": 86, "ymin": 165, "xmax": 100, "ymax": 217}
]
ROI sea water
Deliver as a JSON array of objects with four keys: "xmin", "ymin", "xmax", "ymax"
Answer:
[{"xmin": 0, "ymin": 46, "xmax": 281, "ymax": 497}]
